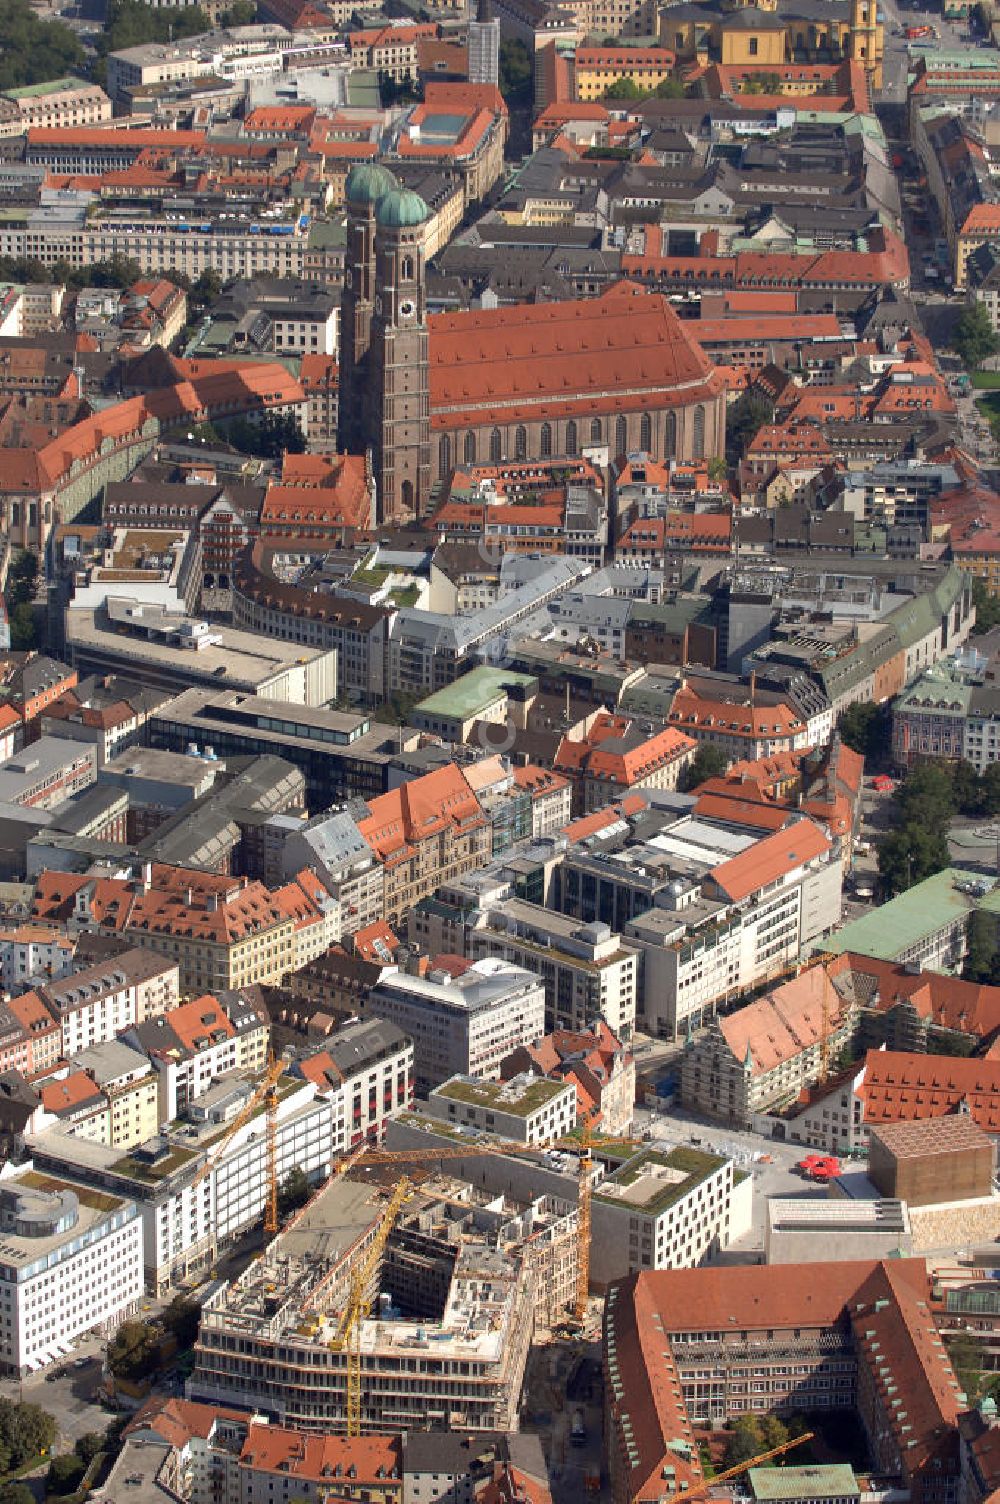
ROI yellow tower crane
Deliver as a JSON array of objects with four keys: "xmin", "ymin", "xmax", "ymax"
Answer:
[
  {"xmin": 356, "ymin": 1126, "xmax": 643, "ymax": 1324},
  {"xmin": 669, "ymin": 1431, "xmax": 814, "ymax": 1504},
  {"xmin": 329, "ymin": 1176, "xmax": 412, "ymax": 1437},
  {"xmin": 191, "ymin": 1051, "xmax": 285, "ymax": 1235}
]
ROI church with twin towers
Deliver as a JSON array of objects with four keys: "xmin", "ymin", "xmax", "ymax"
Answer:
[{"xmin": 336, "ymin": 161, "xmax": 727, "ymax": 526}]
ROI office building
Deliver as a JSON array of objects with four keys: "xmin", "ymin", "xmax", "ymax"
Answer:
[
  {"xmin": 591, "ymin": 1145, "xmax": 750, "ymax": 1288},
  {"xmin": 365, "ymin": 958, "xmax": 545, "ymax": 1093},
  {"xmin": 291, "ymin": 1018, "xmax": 414, "ymax": 1150},
  {"xmin": 426, "ymin": 1073, "xmax": 577, "ymax": 1147},
  {"xmin": 0, "ymin": 1167, "xmax": 143, "ymax": 1376}
]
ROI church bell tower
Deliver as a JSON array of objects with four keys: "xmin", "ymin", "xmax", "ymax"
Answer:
[
  {"xmin": 369, "ymin": 187, "xmax": 432, "ymax": 524},
  {"xmin": 338, "ymin": 162, "xmax": 399, "ymax": 456}
]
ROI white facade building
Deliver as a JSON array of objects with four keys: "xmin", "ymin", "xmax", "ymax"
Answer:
[
  {"xmin": 292, "ymin": 1018, "xmax": 414, "ymax": 1152},
  {"xmin": 27, "ymin": 1074, "xmax": 334, "ymax": 1294},
  {"xmin": 426, "ymin": 1073, "xmax": 577, "ymax": 1147},
  {"xmin": 123, "ymin": 993, "xmax": 268, "ymax": 1124},
  {"xmin": 589, "ymin": 1146, "xmax": 752, "ymax": 1288},
  {"xmin": 0, "ymin": 926, "xmax": 75, "ymax": 991},
  {"xmin": 43, "ymin": 951, "xmax": 181, "ymax": 1059},
  {"xmin": 0, "ymin": 1166, "xmax": 143, "ymax": 1376},
  {"xmin": 365, "ymin": 959, "xmax": 546, "ymax": 1095},
  {"xmin": 468, "ymin": 901, "xmax": 639, "ymax": 1041}
]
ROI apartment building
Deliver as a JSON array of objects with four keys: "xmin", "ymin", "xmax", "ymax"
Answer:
[
  {"xmin": 2, "ymin": 990, "xmax": 63, "ymax": 1074},
  {"xmin": 31, "ymin": 865, "xmax": 335, "ymax": 996},
  {"xmin": 123, "ymin": 1405, "xmax": 404, "ymax": 1504},
  {"xmin": 0, "ymin": 1168, "xmax": 143, "ymax": 1376},
  {"xmin": 124, "ymin": 993, "xmax": 268, "ymax": 1122},
  {"xmin": 356, "ymin": 764, "xmax": 491, "ymax": 927},
  {"xmin": 121, "ymin": 1403, "xmax": 549, "ymax": 1504},
  {"xmin": 68, "ymin": 1040, "xmax": 161, "ymax": 1150},
  {"xmin": 28, "ymin": 1072, "xmax": 334, "ymax": 1294},
  {"xmin": 364, "ymin": 958, "xmax": 545, "ymax": 1093},
  {"xmin": 0, "ymin": 926, "xmax": 75, "ymax": 991},
  {"xmin": 38, "ymin": 950, "xmax": 181, "ymax": 1059},
  {"xmin": 591, "ymin": 1145, "xmax": 749, "ymax": 1288},
  {"xmin": 426, "ymin": 1073, "xmax": 577, "ymax": 1146},
  {"xmin": 679, "ymin": 964, "xmax": 856, "ymax": 1127},
  {"xmin": 291, "ymin": 1018, "xmax": 414, "ymax": 1150},
  {"xmin": 38, "ymin": 1071, "xmax": 109, "ymax": 1144},
  {"xmin": 0, "ymin": 78, "xmax": 111, "ymax": 131}
]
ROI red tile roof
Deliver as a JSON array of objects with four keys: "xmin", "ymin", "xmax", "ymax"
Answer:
[
  {"xmin": 357, "ymin": 764, "xmax": 487, "ymax": 868},
  {"xmin": 240, "ymin": 1423, "xmax": 400, "ymax": 1483},
  {"xmin": 718, "ymin": 961, "xmax": 847, "ymax": 1074},
  {"xmin": 555, "ymin": 715, "xmax": 695, "ymax": 789},
  {"xmin": 428, "ymin": 282, "xmax": 721, "ymax": 428},
  {"xmin": 561, "ymin": 793, "xmax": 648, "ymax": 843},
  {"xmin": 709, "ymin": 819, "xmax": 831, "ymax": 903},
  {"xmin": 830, "ymin": 953, "xmax": 1000, "ymax": 1041},
  {"xmin": 859, "ymin": 1049, "xmax": 1000, "ymax": 1132},
  {"xmin": 40, "ymin": 1069, "xmax": 103, "ymax": 1115}
]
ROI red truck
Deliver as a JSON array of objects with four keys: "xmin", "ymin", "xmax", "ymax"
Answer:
[{"xmin": 906, "ymin": 23, "xmax": 933, "ymax": 37}]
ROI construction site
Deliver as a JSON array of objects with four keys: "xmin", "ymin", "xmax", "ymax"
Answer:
[{"xmin": 188, "ymin": 1165, "xmax": 579, "ymax": 1434}]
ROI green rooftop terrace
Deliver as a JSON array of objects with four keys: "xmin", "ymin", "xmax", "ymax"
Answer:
[
  {"xmin": 415, "ymin": 665, "xmax": 537, "ymax": 722},
  {"xmin": 748, "ymin": 1466, "xmax": 859, "ymax": 1502},
  {"xmin": 4, "ymin": 76, "xmax": 92, "ymax": 98},
  {"xmin": 16, "ymin": 1168, "xmax": 121, "ymax": 1214},
  {"xmin": 434, "ymin": 1074, "xmax": 570, "ymax": 1117},
  {"xmin": 594, "ymin": 1145, "xmax": 725, "ymax": 1216},
  {"xmin": 110, "ymin": 1143, "xmax": 199, "ymax": 1184}
]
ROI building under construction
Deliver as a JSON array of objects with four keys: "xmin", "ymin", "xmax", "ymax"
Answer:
[{"xmin": 188, "ymin": 1169, "xmax": 578, "ymax": 1433}]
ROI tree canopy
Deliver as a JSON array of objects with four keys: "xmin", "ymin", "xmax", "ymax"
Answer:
[
  {"xmin": 953, "ymin": 302, "xmax": 1000, "ymax": 369},
  {"xmin": 47, "ymin": 1454, "xmax": 85, "ymax": 1496},
  {"xmin": 277, "ymin": 1166, "xmax": 312, "ymax": 1220},
  {"xmin": 680, "ymin": 743, "xmax": 727, "ymax": 791},
  {"xmin": 838, "ymin": 701, "xmax": 891, "ymax": 765},
  {"xmin": 226, "ymin": 411, "xmax": 306, "ymax": 458},
  {"xmin": 723, "ymin": 1412, "xmax": 811, "ymax": 1469},
  {"xmin": 219, "ymin": 0, "xmax": 256, "ymax": 22},
  {"xmin": 498, "ymin": 38, "xmax": 532, "ymax": 106},
  {"xmin": 108, "ymin": 1320, "xmax": 161, "ymax": 1382},
  {"xmin": 972, "ymin": 575, "xmax": 1000, "ymax": 634},
  {"xmin": 603, "ymin": 73, "xmax": 686, "ymax": 99},
  {"xmin": 876, "ymin": 760, "xmax": 957, "ymax": 897},
  {"xmin": 4, "ymin": 550, "xmax": 38, "ymax": 653},
  {"xmin": 94, "ymin": 0, "xmax": 211, "ymax": 78},
  {"xmin": 0, "ymin": 254, "xmax": 141, "ymax": 291},
  {"xmin": 0, "ymin": 0, "xmax": 84, "ymax": 90},
  {"xmin": 725, "ymin": 390, "xmax": 774, "ymax": 466},
  {"xmin": 0, "ymin": 1399, "xmax": 57, "ymax": 1469}
]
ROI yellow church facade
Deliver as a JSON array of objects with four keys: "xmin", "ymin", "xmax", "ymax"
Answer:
[{"xmin": 658, "ymin": 0, "xmax": 883, "ymax": 88}]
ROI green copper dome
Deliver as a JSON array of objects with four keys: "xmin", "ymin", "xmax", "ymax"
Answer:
[
  {"xmin": 344, "ymin": 163, "xmax": 399, "ymax": 207},
  {"xmin": 376, "ymin": 187, "xmax": 430, "ymax": 228}
]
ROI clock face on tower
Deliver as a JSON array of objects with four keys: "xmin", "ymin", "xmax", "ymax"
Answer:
[{"xmin": 400, "ymin": 299, "xmax": 415, "ymax": 317}]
